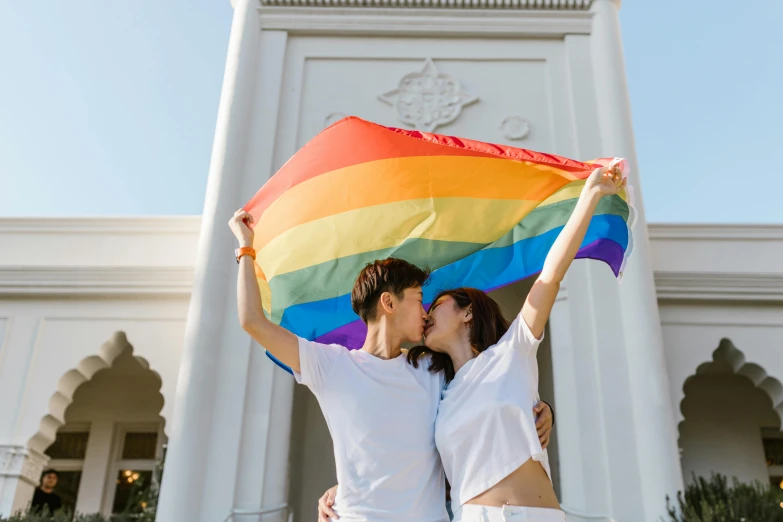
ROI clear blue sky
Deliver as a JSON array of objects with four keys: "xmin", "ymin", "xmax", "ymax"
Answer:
[{"xmin": 1, "ymin": 1, "xmax": 781, "ymax": 223}]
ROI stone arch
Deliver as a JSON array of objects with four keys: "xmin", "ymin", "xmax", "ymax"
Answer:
[
  {"xmin": 27, "ymin": 331, "xmax": 166, "ymax": 455},
  {"xmin": 678, "ymin": 338, "xmax": 783, "ymax": 433},
  {"xmin": 677, "ymin": 337, "xmax": 783, "ymax": 485}
]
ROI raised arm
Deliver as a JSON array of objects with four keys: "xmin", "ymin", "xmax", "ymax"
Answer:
[
  {"xmin": 229, "ymin": 209, "xmax": 300, "ymax": 372},
  {"xmin": 521, "ymin": 165, "xmax": 626, "ymax": 339}
]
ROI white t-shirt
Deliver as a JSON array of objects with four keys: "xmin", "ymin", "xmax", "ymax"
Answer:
[
  {"xmin": 434, "ymin": 315, "xmax": 550, "ymax": 510},
  {"xmin": 293, "ymin": 337, "xmax": 449, "ymax": 522}
]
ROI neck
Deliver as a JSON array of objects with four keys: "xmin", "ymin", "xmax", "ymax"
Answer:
[
  {"xmin": 41, "ymin": 486, "xmax": 53, "ymax": 493},
  {"xmin": 361, "ymin": 321, "xmax": 403, "ymax": 360},
  {"xmin": 447, "ymin": 336, "xmax": 476, "ymax": 374}
]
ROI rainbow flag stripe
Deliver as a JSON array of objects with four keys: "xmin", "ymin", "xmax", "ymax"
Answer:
[{"xmin": 244, "ymin": 117, "xmax": 634, "ymax": 371}]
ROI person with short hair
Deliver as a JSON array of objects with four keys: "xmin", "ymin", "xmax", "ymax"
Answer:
[{"xmin": 30, "ymin": 469, "xmax": 62, "ymax": 515}]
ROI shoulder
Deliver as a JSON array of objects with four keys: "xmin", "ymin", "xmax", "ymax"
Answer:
[
  {"xmin": 493, "ymin": 315, "xmax": 543, "ymax": 354},
  {"xmin": 299, "ymin": 337, "xmax": 349, "ymax": 357}
]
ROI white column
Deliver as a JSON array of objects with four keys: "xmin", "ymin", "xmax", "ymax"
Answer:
[
  {"xmin": 590, "ymin": 1, "xmax": 684, "ymax": 519},
  {"xmin": 0, "ymin": 315, "xmax": 46, "ymax": 517},
  {"xmin": 231, "ymin": 346, "xmax": 295, "ymax": 522},
  {"xmin": 0, "ymin": 317, "xmax": 41, "ymax": 444},
  {"xmin": 156, "ymin": 2, "xmax": 294, "ymax": 522},
  {"xmin": 551, "ymin": 3, "xmax": 683, "ymax": 521},
  {"xmin": 0, "ymin": 446, "xmax": 48, "ymax": 516},
  {"xmin": 74, "ymin": 421, "xmax": 113, "ymax": 515}
]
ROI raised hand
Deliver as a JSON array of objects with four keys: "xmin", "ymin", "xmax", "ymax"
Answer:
[
  {"xmin": 228, "ymin": 208, "xmax": 255, "ymax": 248},
  {"xmin": 584, "ymin": 164, "xmax": 626, "ymax": 198}
]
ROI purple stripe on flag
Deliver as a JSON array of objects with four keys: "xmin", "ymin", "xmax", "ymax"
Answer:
[
  {"xmin": 575, "ymin": 238, "xmax": 624, "ymax": 276},
  {"xmin": 315, "ymin": 320, "xmax": 367, "ymax": 349}
]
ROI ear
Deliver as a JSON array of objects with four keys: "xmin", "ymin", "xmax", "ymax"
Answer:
[
  {"xmin": 379, "ymin": 291, "xmax": 394, "ymax": 315},
  {"xmin": 463, "ymin": 306, "xmax": 473, "ymax": 324}
]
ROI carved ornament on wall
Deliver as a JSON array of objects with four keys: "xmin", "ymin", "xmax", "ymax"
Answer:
[
  {"xmin": 500, "ymin": 116, "xmax": 531, "ymax": 140},
  {"xmin": 379, "ymin": 58, "xmax": 478, "ymax": 133}
]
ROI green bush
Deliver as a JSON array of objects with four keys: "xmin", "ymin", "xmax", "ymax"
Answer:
[
  {"xmin": 667, "ymin": 473, "xmax": 783, "ymax": 522},
  {"xmin": 0, "ymin": 508, "xmax": 113, "ymax": 522},
  {"xmin": 0, "ymin": 507, "xmax": 154, "ymax": 522},
  {"xmin": 0, "ymin": 507, "xmax": 151, "ymax": 522}
]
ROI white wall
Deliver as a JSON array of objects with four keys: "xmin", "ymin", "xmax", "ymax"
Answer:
[
  {"xmin": 659, "ymin": 304, "xmax": 783, "ymax": 434},
  {"xmin": 652, "ymin": 225, "xmax": 783, "ymax": 470},
  {"xmin": 0, "ymin": 218, "xmax": 195, "ymax": 451},
  {"xmin": 0, "ymin": 218, "xmax": 195, "ymax": 516},
  {"xmin": 679, "ymin": 372, "xmax": 779, "ymax": 485},
  {"xmin": 2, "ymin": 219, "xmax": 782, "ymax": 518},
  {"xmin": 0, "ymin": 297, "xmax": 187, "ymax": 454}
]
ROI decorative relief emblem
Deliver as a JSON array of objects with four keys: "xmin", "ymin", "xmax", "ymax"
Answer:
[
  {"xmin": 500, "ymin": 116, "xmax": 531, "ymax": 140},
  {"xmin": 379, "ymin": 58, "xmax": 478, "ymax": 132}
]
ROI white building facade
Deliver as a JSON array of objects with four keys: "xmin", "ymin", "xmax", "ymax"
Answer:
[
  {"xmin": 1, "ymin": 1, "xmax": 782, "ymax": 521},
  {"xmin": 1, "ymin": 219, "xmax": 780, "ymax": 521}
]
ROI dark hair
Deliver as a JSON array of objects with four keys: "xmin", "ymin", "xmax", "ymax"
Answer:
[
  {"xmin": 407, "ymin": 287, "xmax": 509, "ymax": 382},
  {"xmin": 41, "ymin": 469, "xmax": 59, "ymax": 479},
  {"xmin": 351, "ymin": 258, "xmax": 430, "ymax": 323}
]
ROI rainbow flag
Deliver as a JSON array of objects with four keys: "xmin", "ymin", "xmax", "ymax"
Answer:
[{"xmin": 244, "ymin": 117, "xmax": 634, "ymax": 372}]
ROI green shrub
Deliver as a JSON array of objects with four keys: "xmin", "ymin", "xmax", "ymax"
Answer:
[
  {"xmin": 667, "ymin": 473, "xmax": 783, "ymax": 522},
  {"xmin": 0, "ymin": 508, "xmax": 112, "ymax": 522},
  {"xmin": 0, "ymin": 507, "xmax": 150, "ymax": 522}
]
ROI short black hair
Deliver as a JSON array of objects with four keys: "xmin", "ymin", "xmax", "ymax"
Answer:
[
  {"xmin": 351, "ymin": 258, "xmax": 430, "ymax": 323},
  {"xmin": 41, "ymin": 469, "xmax": 59, "ymax": 479}
]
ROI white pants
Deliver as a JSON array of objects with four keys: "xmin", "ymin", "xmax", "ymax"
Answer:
[{"xmin": 453, "ymin": 504, "xmax": 567, "ymax": 522}]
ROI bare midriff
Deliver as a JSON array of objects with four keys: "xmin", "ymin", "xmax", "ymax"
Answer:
[{"xmin": 464, "ymin": 457, "xmax": 560, "ymax": 509}]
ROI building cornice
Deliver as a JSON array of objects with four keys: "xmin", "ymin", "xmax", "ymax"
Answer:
[
  {"xmin": 0, "ymin": 216, "xmax": 201, "ymax": 235},
  {"xmin": 259, "ymin": 0, "xmax": 592, "ymax": 8},
  {"xmin": 0, "ymin": 266, "xmax": 195, "ymax": 297},
  {"xmin": 648, "ymin": 223, "xmax": 783, "ymax": 241},
  {"xmin": 258, "ymin": 5, "xmax": 594, "ymax": 36},
  {"xmin": 654, "ymin": 271, "xmax": 783, "ymax": 303}
]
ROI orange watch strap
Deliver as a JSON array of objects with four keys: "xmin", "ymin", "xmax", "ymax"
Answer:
[{"xmin": 235, "ymin": 247, "xmax": 256, "ymax": 263}]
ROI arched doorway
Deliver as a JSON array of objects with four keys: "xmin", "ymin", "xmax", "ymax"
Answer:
[
  {"xmin": 30, "ymin": 335, "xmax": 166, "ymax": 516},
  {"xmin": 678, "ymin": 339, "xmax": 783, "ymax": 488}
]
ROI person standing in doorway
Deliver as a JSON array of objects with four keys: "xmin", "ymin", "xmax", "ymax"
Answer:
[{"xmin": 30, "ymin": 469, "xmax": 63, "ymax": 515}]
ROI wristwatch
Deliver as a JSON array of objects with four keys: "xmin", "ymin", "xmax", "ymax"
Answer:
[{"xmin": 235, "ymin": 247, "xmax": 256, "ymax": 263}]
